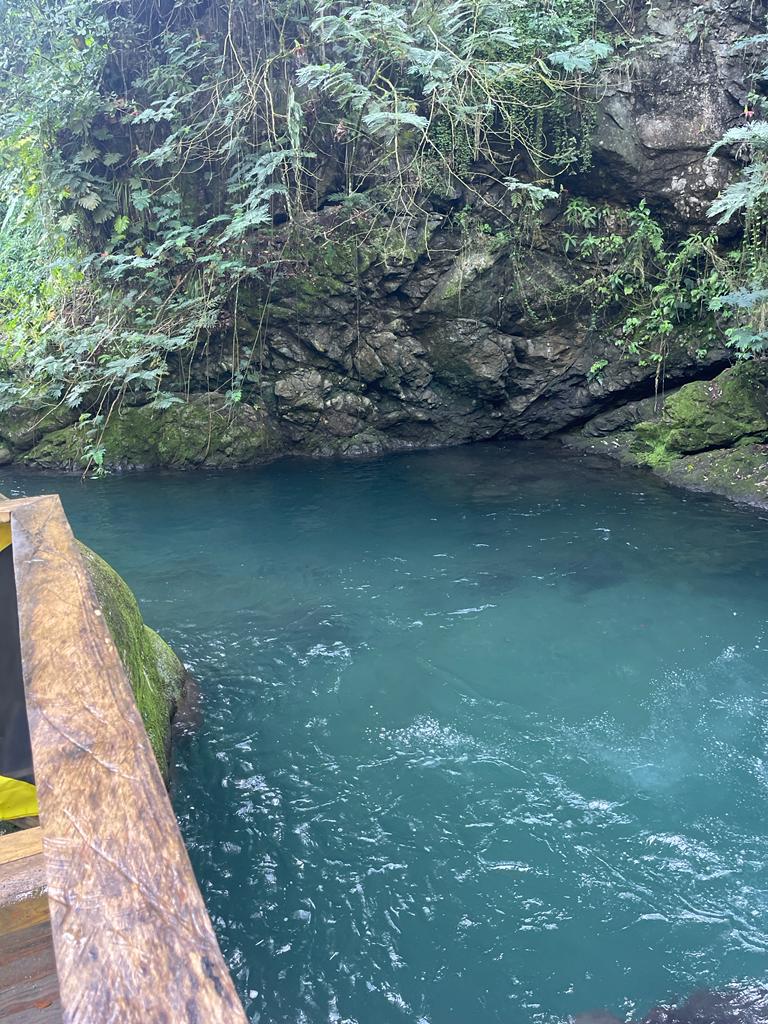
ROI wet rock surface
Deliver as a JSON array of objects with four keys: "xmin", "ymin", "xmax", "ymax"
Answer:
[
  {"xmin": 586, "ymin": 0, "xmax": 763, "ymax": 224},
  {"xmin": 633, "ymin": 364, "xmax": 768, "ymax": 457}
]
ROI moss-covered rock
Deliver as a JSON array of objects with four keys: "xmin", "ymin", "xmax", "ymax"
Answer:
[
  {"xmin": 78, "ymin": 542, "xmax": 186, "ymax": 774},
  {"xmin": 633, "ymin": 363, "xmax": 768, "ymax": 459},
  {"xmin": 653, "ymin": 443, "xmax": 768, "ymax": 508},
  {"xmin": 21, "ymin": 395, "xmax": 282, "ymax": 471},
  {"xmin": 566, "ymin": 364, "xmax": 768, "ymax": 510},
  {"xmin": 0, "ymin": 401, "xmax": 80, "ymax": 452},
  {"xmin": 563, "ymin": 427, "xmax": 768, "ymax": 510}
]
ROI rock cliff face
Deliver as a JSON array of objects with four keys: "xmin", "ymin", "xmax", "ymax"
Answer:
[
  {"xmin": 239, "ymin": 216, "xmax": 717, "ymax": 459},
  {"xmin": 587, "ymin": 0, "xmax": 762, "ymax": 225},
  {"xmin": 220, "ymin": 0, "xmax": 762, "ymax": 463},
  {"xmin": 2, "ymin": 0, "xmax": 765, "ymax": 477}
]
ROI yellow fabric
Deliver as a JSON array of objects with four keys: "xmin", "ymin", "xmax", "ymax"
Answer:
[
  {"xmin": 0, "ymin": 775, "xmax": 38, "ymax": 820},
  {"xmin": 0, "ymin": 520, "xmax": 32, "ymax": 820}
]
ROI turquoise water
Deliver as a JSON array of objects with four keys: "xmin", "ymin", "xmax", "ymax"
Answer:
[{"xmin": 4, "ymin": 442, "xmax": 768, "ymax": 1023}]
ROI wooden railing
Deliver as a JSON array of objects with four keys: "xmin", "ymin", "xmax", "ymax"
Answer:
[{"xmin": 1, "ymin": 494, "xmax": 248, "ymax": 1023}]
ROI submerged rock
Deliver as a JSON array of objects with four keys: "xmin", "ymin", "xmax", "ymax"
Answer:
[
  {"xmin": 575, "ymin": 986, "xmax": 768, "ymax": 1024},
  {"xmin": 574, "ymin": 1014, "xmax": 624, "ymax": 1024},
  {"xmin": 640, "ymin": 986, "xmax": 768, "ymax": 1024},
  {"xmin": 79, "ymin": 542, "xmax": 187, "ymax": 775}
]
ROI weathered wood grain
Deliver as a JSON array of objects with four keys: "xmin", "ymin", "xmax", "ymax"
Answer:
[
  {"xmin": 0, "ymin": 829, "xmax": 46, "ymax": 906},
  {"xmin": 0, "ymin": 855, "xmax": 45, "ymax": 907},
  {"xmin": 0, "ymin": 892, "xmax": 50, "ymax": 935},
  {"xmin": 9, "ymin": 495, "xmax": 248, "ymax": 1024},
  {"xmin": 0, "ymin": 894, "xmax": 61, "ymax": 1024}
]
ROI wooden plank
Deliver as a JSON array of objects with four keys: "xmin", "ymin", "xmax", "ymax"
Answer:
[
  {"xmin": 0, "ymin": 895, "xmax": 50, "ymax": 937},
  {"xmin": 0, "ymin": 831, "xmax": 45, "ymax": 906},
  {"xmin": 10, "ymin": 495, "xmax": 247, "ymax": 1024},
  {"xmin": 0, "ymin": 496, "xmax": 41, "ymax": 522},
  {"xmin": 0, "ymin": 852, "xmax": 46, "ymax": 907},
  {"xmin": 0, "ymin": 895, "xmax": 61, "ymax": 1024},
  {"xmin": 0, "ymin": 829, "xmax": 43, "ymax": 867}
]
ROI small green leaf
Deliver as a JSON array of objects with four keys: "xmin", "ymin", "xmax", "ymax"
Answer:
[
  {"xmin": 78, "ymin": 192, "xmax": 102, "ymax": 211},
  {"xmin": 73, "ymin": 145, "xmax": 99, "ymax": 163}
]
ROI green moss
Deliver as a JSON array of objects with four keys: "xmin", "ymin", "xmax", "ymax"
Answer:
[
  {"xmin": 639, "ymin": 441, "xmax": 676, "ymax": 468},
  {"xmin": 655, "ymin": 444, "xmax": 768, "ymax": 508},
  {"xmin": 633, "ymin": 363, "xmax": 768, "ymax": 461},
  {"xmin": 240, "ymin": 219, "xmax": 432, "ymax": 325},
  {"xmin": 0, "ymin": 402, "xmax": 79, "ymax": 452},
  {"xmin": 21, "ymin": 395, "xmax": 281, "ymax": 471},
  {"xmin": 78, "ymin": 543, "xmax": 185, "ymax": 774}
]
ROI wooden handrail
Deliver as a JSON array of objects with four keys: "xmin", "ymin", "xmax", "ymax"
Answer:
[{"xmin": 4, "ymin": 494, "xmax": 248, "ymax": 1023}]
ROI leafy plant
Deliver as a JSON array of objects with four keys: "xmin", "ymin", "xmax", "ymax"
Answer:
[{"xmin": 705, "ymin": 111, "xmax": 768, "ymax": 357}]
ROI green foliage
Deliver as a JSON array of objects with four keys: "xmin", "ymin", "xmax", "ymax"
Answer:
[
  {"xmin": 699, "ymin": 34, "xmax": 768, "ymax": 358},
  {"xmin": 1, "ymin": 0, "xmax": 767, "ymax": 441},
  {"xmin": 708, "ymin": 124, "xmax": 768, "ymax": 224},
  {"xmin": 548, "ymin": 39, "xmax": 612, "ymax": 73},
  {"xmin": 587, "ymin": 358, "xmax": 608, "ymax": 383},
  {"xmin": 559, "ymin": 198, "xmax": 726, "ymax": 372},
  {"xmin": 563, "ymin": 92, "xmax": 768, "ymax": 370},
  {"xmin": 0, "ymin": 0, "xmax": 614, "ymax": 413}
]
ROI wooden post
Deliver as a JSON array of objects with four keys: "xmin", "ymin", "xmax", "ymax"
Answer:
[{"xmin": 5, "ymin": 495, "xmax": 248, "ymax": 1024}]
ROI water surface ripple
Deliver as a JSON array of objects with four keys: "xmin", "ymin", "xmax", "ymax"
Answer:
[{"xmin": 4, "ymin": 443, "xmax": 768, "ymax": 1023}]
